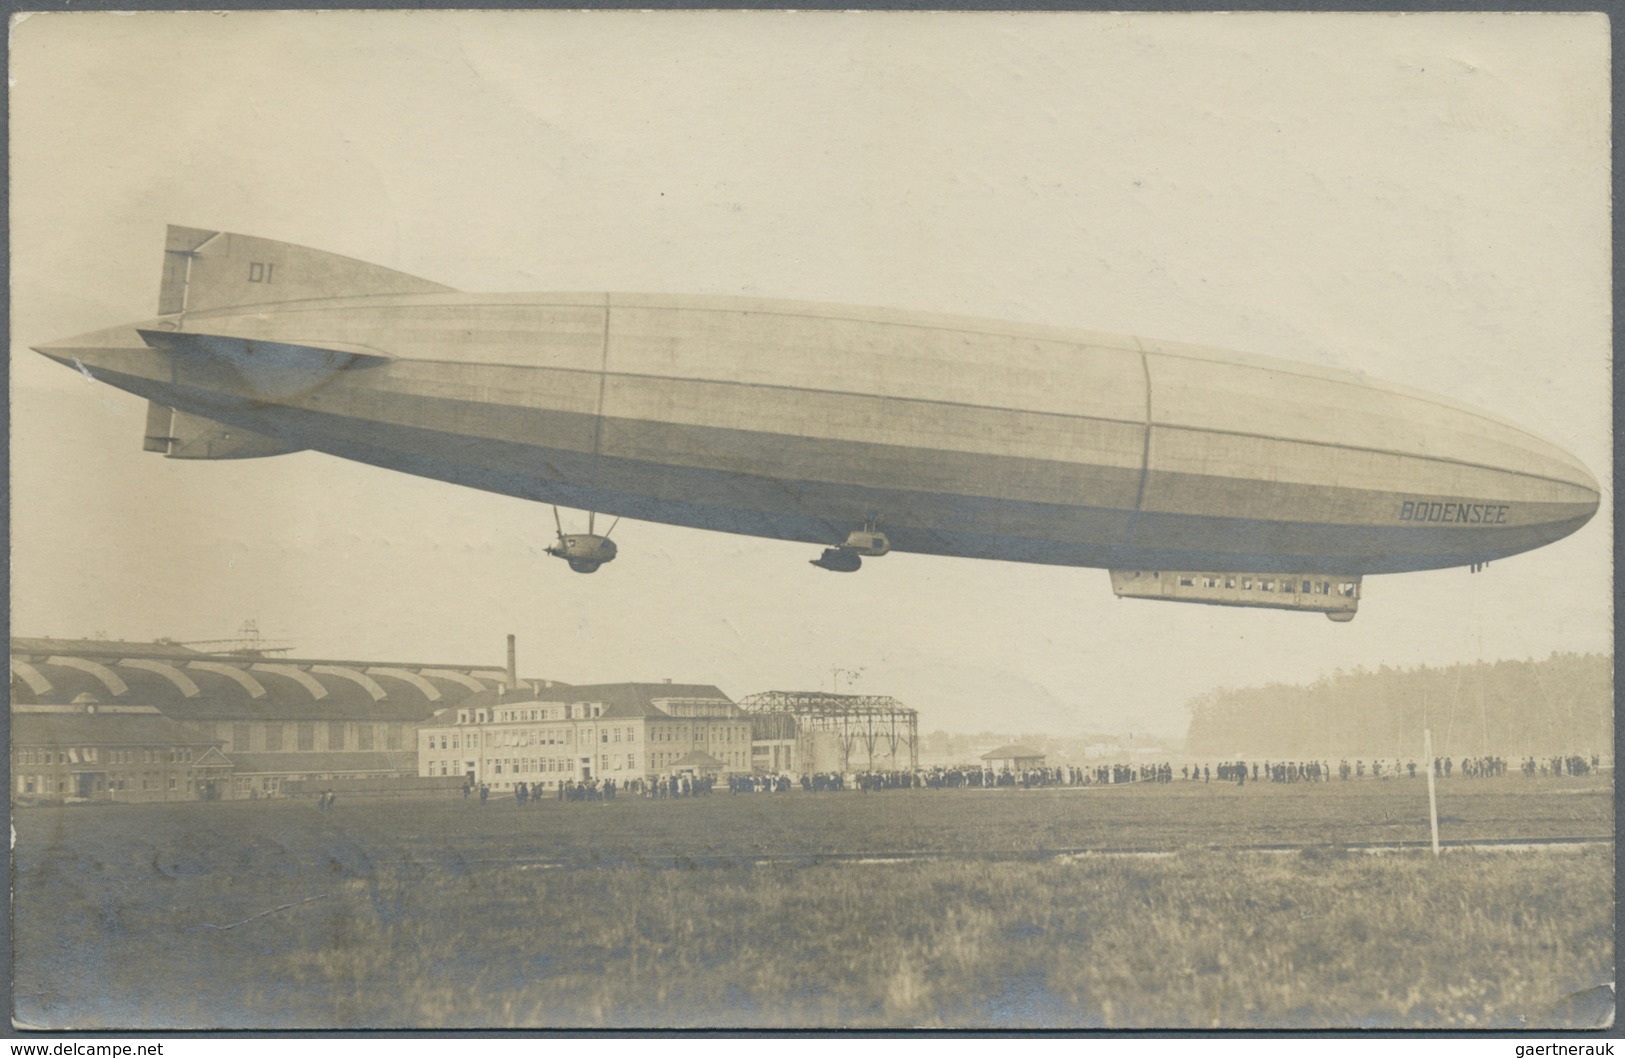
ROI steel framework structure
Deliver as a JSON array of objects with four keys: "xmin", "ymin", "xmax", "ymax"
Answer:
[{"xmin": 737, "ymin": 691, "xmax": 918, "ymax": 772}]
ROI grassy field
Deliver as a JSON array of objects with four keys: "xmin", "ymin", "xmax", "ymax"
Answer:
[{"xmin": 11, "ymin": 777, "xmax": 1613, "ymax": 1030}]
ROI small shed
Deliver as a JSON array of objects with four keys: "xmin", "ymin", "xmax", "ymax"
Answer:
[
  {"xmin": 667, "ymin": 749, "xmax": 726, "ymax": 775},
  {"xmin": 980, "ymin": 744, "xmax": 1046, "ymax": 772}
]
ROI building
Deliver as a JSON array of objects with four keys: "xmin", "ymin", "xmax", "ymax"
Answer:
[
  {"xmin": 738, "ymin": 691, "xmax": 919, "ymax": 774},
  {"xmin": 417, "ymin": 682, "xmax": 750, "ymax": 790},
  {"xmin": 12, "ymin": 702, "xmax": 229, "ymax": 803},
  {"xmin": 12, "ymin": 637, "xmax": 933, "ymax": 798},
  {"xmin": 12, "ymin": 636, "xmax": 512, "ymax": 798},
  {"xmin": 980, "ymin": 744, "xmax": 1046, "ymax": 772}
]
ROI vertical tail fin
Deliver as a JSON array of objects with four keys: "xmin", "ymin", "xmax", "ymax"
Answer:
[
  {"xmin": 142, "ymin": 400, "xmax": 176, "ymax": 453},
  {"xmin": 157, "ymin": 225, "xmax": 454, "ymax": 316},
  {"xmin": 141, "ymin": 399, "xmax": 305, "ymax": 459}
]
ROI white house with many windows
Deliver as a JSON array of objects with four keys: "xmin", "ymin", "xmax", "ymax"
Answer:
[{"xmin": 417, "ymin": 681, "xmax": 750, "ymax": 790}]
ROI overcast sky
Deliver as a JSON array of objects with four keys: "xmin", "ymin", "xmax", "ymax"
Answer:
[{"xmin": 10, "ymin": 11, "xmax": 1610, "ymax": 737}]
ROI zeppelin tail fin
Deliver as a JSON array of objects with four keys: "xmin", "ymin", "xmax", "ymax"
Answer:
[
  {"xmin": 143, "ymin": 401, "xmax": 306, "ymax": 460},
  {"xmin": 157, "ymin": 225, "xmax": 454, "ymax": 316}
]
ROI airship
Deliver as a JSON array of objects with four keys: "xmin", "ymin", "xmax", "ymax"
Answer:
[{"xmin": 33, "ymin": 225, "xmax": 1599, "ymax": 621}]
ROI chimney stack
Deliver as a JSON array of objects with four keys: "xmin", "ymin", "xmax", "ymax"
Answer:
[{"xmin": 506, "ymin": 634, "xmax": 517, "ymax": 690}]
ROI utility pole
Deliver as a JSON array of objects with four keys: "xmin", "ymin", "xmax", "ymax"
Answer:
[{"xmin": 1425, "ymin": 728, "xmax": 1440, "ymax": 857}]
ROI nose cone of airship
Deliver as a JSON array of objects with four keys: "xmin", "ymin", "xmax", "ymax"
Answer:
[
  {"xmin": 1548, "ymin": 448, "xmax": 1602, "ymax": 538},
  {"xmin": 1489, "ymin": 426, "xmax": 1603, "ymax": 559}
]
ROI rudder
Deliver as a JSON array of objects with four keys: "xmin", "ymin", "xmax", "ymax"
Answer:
[{"xmin": 143, "ymin": 401, "xmax": 306, "ymax": 460}]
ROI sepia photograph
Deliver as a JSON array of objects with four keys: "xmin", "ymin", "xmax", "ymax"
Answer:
[{"xmin": 8, "ymin": 10, "xmax": 1613, "ymax": 1031}]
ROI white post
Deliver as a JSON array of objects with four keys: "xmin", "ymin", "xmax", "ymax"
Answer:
[{"xmin": 1424, "ymin": 727, "xmax": 1440, "ymax": 857}]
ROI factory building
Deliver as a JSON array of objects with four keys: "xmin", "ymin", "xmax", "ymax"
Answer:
[
  {"xmin": 13, "ymin": 637, "xmax": 923, "ymax": 800},
  {"xmin": 417, "ymin": 681, "xmax": 750, "ymax": 790},
  {"xmin": 11, "ymin": 636, "xmax": 510, "ymax": 799},
  {"xmin": 12, "ymin": 701, "xmax": 230, "ymax": 803}
]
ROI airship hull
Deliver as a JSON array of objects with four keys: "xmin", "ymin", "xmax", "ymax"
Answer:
[{"xmin": 33, "ymin": 228, "xmax": 1599, "ymax": 592}]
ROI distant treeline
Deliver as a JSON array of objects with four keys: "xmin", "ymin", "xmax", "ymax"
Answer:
[{"xmin": 1184, "ymin": 653, "xmax": 1611, "ymax": 760}]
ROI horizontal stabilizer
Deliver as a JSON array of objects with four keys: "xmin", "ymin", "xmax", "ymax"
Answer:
[
  {"xmin": 143, "ymin": 402, "xmax": 305, "ymax": 460},
  {"xmin": 158, "ymin": 225, "xmax": 454, "ymax": 316}
]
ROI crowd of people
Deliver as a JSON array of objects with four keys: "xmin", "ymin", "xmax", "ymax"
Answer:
[
  {"xmin": 733, "ymin": 752, "xmax": 1607, "ymax": 793},
  {"xmin": 742, "ymin": 763, "xmax": 1184, "ymax": 790},
  {"xmin": 458, "ymin": 774, "xmax": 724, "ymax": 803},
  {"xmin": 1524, "ymin": 754, "xmax": 1596, "ymax": 777},
  {"xmin": 729, "ymin": 774, "xmax": 794, "ymax": 793},
  {"xmin": 648, "ymin": 774, "xmax": 715, "ymax": 798},
  {"xmin": 1175, "ymin": 754, "xmax": 1605, "ymax": 785},
  {"xmin": 440, "ymin": 750, "xmax": 1604, "ymax": 807}
]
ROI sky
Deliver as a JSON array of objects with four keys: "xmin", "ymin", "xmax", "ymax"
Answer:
[{"xmin": 9, "ymin": 11, "xmax": 1611, "ymax": 738}]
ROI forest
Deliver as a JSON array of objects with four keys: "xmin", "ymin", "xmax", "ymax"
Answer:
[{"xmin": 1183, "ymin": 652, "xmax": 1611, "ymax": 761}]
